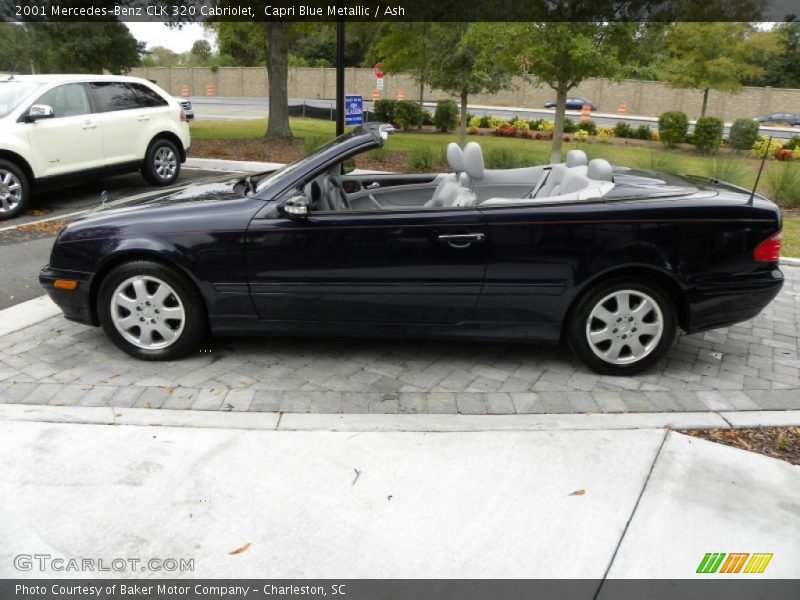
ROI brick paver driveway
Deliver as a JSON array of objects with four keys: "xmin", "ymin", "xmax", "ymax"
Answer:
[{"xmin": 2, "ymin": 267, "xmax": 798, "ymax": 415}]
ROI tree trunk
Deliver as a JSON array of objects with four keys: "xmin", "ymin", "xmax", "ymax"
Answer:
[
  {"xmin": 459, "ymin": 89, "xmax": 468, "ymax": 146},
  {"xmin": 418, "ymin": 79, "xmax": 424, "ymax": 131},
  {"xmin": 701, "ymin": 88, "xmax": 709, "ymax": 118},
  {"xmin": 550, "ymin": 84, "xmax": 568, "ymax": 164},
  {"xmin": 264, "ymin": 23, "xmax": 292, "ymax": 139}
]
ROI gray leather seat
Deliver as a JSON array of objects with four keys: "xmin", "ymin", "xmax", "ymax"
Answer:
[
  {"xmin": 450, "ymin": 143, "xmax": 483, "ymax": 207},
  {"xmin": 425, "ymin": 143, "xmax": 466, "ymax": 207},
  {"xmin": 554, "ymin": 158, "xmax": 614, "ymax": 196},
  {"xmin": 536, "ymin": 149, "xmax": 588, "ymax": 197}
]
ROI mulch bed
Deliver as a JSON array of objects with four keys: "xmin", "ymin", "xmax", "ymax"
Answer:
[
  {"xmin": 189, "ymin": 138, "xmax": 410, "ymax": 173},
  {"xmin": 681, "ymin": 427, "xmax": 800, "ymax": 465}
]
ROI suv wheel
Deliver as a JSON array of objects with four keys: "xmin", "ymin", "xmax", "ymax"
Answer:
[
  {"xmin": 142, "ymin": 139, "xmax": 180, "ymax": 186},
  {"xmin": 567, "ymin": 278, "xmax": 677, "ymax": 375},
  {"xmin": 0, "ymin": 160, "xmax": 29, "ymax": 220},
  {"xmin": 98, "ymin": 260, "xmax": 206, "ymax": 360}
]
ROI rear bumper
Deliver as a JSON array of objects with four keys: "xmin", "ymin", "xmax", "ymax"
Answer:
[
  {"xmin": 685, "ymin": 267, "xmax": 783, "ymax": 333},
  {"xmin": 39, "ymin": 265, "xmax": 96, "ymax": 326}
]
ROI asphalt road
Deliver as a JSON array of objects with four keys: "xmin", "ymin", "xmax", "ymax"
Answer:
[
  {"xmin": 0, "ymin": 168, "xmax": 224, "ymax": 310},
  {"xmin": 191, "ymin": 96, "xmax": 800, "ymax": 141}
]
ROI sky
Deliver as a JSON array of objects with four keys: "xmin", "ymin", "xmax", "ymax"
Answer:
[{"xmin": 125, "ymin": 22, "xmax": 216, "ymax": 54}]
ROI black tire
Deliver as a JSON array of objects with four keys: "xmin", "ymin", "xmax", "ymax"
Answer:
[
  {"xmin": 567, "ymin": 277, "xmax": 677, "ymax": 375},
  {"xmin": 0, "ymin": 159, "xmax": 30, "ymax": 220},
  {"xmin": 97, "ymin": 260, "xmax": 206, "ymax": 361},
  {"xmin": 142, "ymin": 138, "xmax": 181, "ymax": 186}
]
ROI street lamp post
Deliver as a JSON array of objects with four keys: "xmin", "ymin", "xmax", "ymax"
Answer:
[{"xmin": 336, "ymin": 18, "xmax": 345, "ymax": 136}]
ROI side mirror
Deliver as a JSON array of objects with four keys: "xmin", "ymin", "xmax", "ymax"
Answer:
[
  {"xmin": 26, "ymin": 104, "xmax": 54, "ymax": 122},
  {"xmin": 280, "ymin": 195, "xmax": 309, "ymax": 218},
  {"xmin": 341, "ymin": 158, "xmax": 355, "ymax": 175}
]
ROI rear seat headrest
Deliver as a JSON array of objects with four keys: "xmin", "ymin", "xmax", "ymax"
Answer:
[
  {"xmin": 463, "ymin": 142, "xmax": 484, "ymax": 180},
  {"xmin": 446, "ymin": 142, "xmax": 465, "ymax": 173},
  {"xmin": 588, "ymin": 158, "xmax": 613, "ymax": 182},
  {"xmin": 565, "ymin": 149, "xmax": 588, "ymax": 168}
]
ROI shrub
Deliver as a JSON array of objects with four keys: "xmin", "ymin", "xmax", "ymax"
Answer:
[
  {"xmin": 512, "ymin": 117, "xmax": 530, "ymax": 133},
  {"xmin": 729, "ymin": 118, "xmax": 760, "ymax": 151},
  {"xmin": 650, "ymin": 130, "xmax": 660, "ymax": 142},
  {"xmin": 521, "ymin": 130, "xmax": 534, "ymax": 139},
  {"xmin": 528, "ymin": 118, "xmax": 542, "ymax": 131},
  {"xmin": 538, "ymin": 119, "xmax": 554, "ymax": 133},
  {"xmin": 785, "ymin": 135, "xmax": 800, "ymax": 151},
  {"xmin": 597, "ymin": 126, "xmax": 614, "ymax": 142},
  {"xmin": 775, "ymin": 148, "xmax": 795, "ymax": 161},
  {"xmin": 634, "ymin": 125, "xmax": 652, "ymax": 140},
  {"xmin": 468, "ymin": 126, "xmax": 480, "ymax": 136},
  {"xmin": 489, "ymin": 115, "xmax": 505, "ymax": 129},
  {"xmin": 493, "ymin": 123, "xmax": 518, "ymax": 137},
  {"xmin": 302, "ymin": 135, "xmax": 330, "ymax": 156},
  {"xmin": 485, "ymin": 148, "xmax": 523, "ymax": 169},
  {"xmin": 433, "ymin": 99, "xmax": 458, "ymax": 132},
  {"xmin": 574, "ymin": 130, "xmax": 589, "ymax": 142},
  {"xmin": 577, "ymin": 119, "xmax": 597, "ymax": 135},
  {"xmin": 406, "ymin": 146, "xmax": 440, "ymax": 172},
  {"xmin": 562, "ymin": 118, "xmax": 577, "ymax": 133},
  {"xmin": 763, "ymin": 162, "xmax": 800, "ymax": 207},
  {"xmin": 478, "ymin": 115, "xmax": 492, "ymax": 128},
  {"xmin": 703, "ymin": 158, "xmax": 748, "ymax": 186},
  {"xmin": 468, "ymin": 115, "xmax": 482, "ymax": 129},
  {"xmin": 422, "ymin": 110, "xmax": 434, "ymax": 126},
  {"xmin": 613, "ymin": 121, "xmax": 632, "ymax": 138},
  {"xmin": 692, "ymin": 116, "xmax": 724, "ymax": 153},
  {"xmin": 636, "ymin": 150, "xmax": 680, "ymax": 174},
  {"xmin": 751, "ymin": 135, "xmax": 784, "ymax": 159},
  {"xmin": 658, "ymin": 111, "xmax": 689, "ymax": 146},
  {"xmin": 373, "ymin": 99, "xmax": 396, "ymax": 124},
  {"xmin": 393, "ymin": 100, "xmax": 425, "ymax": 129}
]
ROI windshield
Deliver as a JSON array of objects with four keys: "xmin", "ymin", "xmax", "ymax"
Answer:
[
  {"xmin": 254, "ymin": 128, "xmax": 364, "ymax": 193},
  {"xmin": 0, "ymin": 81, "xmax": 43, "ymax": 119}
]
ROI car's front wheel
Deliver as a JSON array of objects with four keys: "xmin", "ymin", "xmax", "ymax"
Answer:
[
  {"xmin": 142, "ymin": 138, "xmax": 181, "ymax": 186},
  {"xmin": 567, "ymin": 278, "xmax": 677, "ymax": 375},
  {"xmin": 98, "ymin": 260, "xmax": 206, "ymax": 360},
  {"xmin": 0, "ymin": 160, "xmax": 30, "ymax": 220}
]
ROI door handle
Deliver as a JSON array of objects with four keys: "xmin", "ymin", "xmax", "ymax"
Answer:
[
  {"xmin": 138, "ymin": 115, "xmax": 150, "ymax": 122},
  {"xmin": 82, "ymin": 121, "xmax": 97, "ymax": 129},
  {"xmin": 437, "ymin": 233, "xmax": 485, "ymax": 248},
  {"xmin": 365, "ymin": 182, "xmax": 380, "ymax": 189}
]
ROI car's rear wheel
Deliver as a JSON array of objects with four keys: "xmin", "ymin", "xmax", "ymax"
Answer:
[
  {"xmin": 0, "ymin": 160, "xmax": 29, "ymax": 220},
  {"xmin": 567, "ymin": 278, "xmax": 676, "ymax": 375},
  {"xmin": 142, "ymin": 138, "xmax": 180, "ymax": 186},
  {"xmin": 98, "ymin": 260, "xmax": 206, "ymax": 360}
]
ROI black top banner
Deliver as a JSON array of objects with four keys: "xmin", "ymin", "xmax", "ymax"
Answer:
[{"xmin": 1, "ymin": 0, "xmax": 799, "ymax": 22}]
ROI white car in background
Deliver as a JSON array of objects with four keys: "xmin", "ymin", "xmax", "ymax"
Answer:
[{"xmin": 0, "ymin": 74, "xmax": 191, "ymax": 219}]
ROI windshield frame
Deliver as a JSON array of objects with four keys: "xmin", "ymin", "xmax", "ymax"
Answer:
[{"xmin": 0, "ymin": 80, "xmax": 44, "ymax": 119}]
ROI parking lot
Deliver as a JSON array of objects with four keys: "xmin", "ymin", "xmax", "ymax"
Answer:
[{"xmin": 1, "ymin": 266, "xmax": 798, "ymax": 414}]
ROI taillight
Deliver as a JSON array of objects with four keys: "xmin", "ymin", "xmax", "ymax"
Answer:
[
  {"xmin": 753, "ymin": 230, "xmax": 782, "ymax": 262},
  {"xmin": 180, "ymin": 111, "xmax": 186, "ymax": 122}
]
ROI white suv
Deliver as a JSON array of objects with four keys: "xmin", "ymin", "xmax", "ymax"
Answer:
[{"xmin": 0, "ymin": 74, "xmax": 191, "ymax": 220}]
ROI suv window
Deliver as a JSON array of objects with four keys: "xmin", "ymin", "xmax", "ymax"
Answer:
[
  {"xmin": 32, "ymin": 83, "xmax": 91, "ymax": 118},
  {"xmin": 129, "ymin": 83, "xmax": 168, "ymax": 108},
  {"xmin": 90, "ymin": 82, "xmax": 139, "ymax": 112}
]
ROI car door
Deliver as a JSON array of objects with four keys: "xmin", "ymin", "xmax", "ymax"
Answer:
[
  {"xmin": 24, "ymin": 83, "xmax": 104, "ymax": 178},
  {"xmin": 246, "ymin": 205, "xmax": 488, "ymax": 324},
  {"xmin": 87, "ymin": 82, "xmax": 148, "ymax": 166}
]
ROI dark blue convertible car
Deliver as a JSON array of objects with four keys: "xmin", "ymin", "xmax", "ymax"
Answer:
[{"xmin": 41, "ymin": 123, "xmax": 783, "ymax": 374}]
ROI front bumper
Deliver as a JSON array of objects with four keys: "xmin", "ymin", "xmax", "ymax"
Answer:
[
  {"xmin": 39, "ymin": 265, "xmax": 96, "ymax": 326},
  {"xmin": 686, "ymin": 267, "xmax": 784, "ymax": 333}
]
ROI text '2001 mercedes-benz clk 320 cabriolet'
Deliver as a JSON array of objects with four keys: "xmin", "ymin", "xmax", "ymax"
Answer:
[{"xmin": 41, "ymin": 123, "xmax": 783, "ymax": 374}]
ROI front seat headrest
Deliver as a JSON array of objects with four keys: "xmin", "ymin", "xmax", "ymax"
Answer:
[
  {"xmin": 565, "ymin": 149, "xmax": 588, "ymax": 168},
  {"xmin": 588, "ymin": 158, "xmax": 613, "ymax": 182},
  {"xmin": 462, "ymin": 142, "xmax": 484, "ymax": 181},
  {"xmin": 446, "ymin": 142, "xmax": 465, "ymax": 174}
]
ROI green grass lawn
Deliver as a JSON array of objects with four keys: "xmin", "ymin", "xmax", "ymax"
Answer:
[{"xmin": 190, "ymin": 117, "xmax": 800, "ymax": 257}]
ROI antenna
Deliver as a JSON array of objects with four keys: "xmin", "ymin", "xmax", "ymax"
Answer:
[{"xmin": 749, "ymin": 135, "xmax": 772, "ymax": 206}]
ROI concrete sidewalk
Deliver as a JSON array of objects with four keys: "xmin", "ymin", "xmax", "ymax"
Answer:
[{"xmin": 1, "ymin": 417, "xmax": 797, "ymax": 579}]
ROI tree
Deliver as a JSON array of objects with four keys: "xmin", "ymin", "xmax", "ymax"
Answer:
[
  {"xmin": 425, "ymin": 23, "xmax": 514, "ymax": 144},
  {"xmin": 660, "ymin": 23, "xmax": 779, "ymax": 117},
  {"xmin": 190, "ymin": 40, "xmax": 212, "ymax": 64},
  {"xmin": 372, "ymin": 23, "xmax": 437, "ymax": 126},
  {"xmin": 140, "ymin": 45, "xmax": 181, "ymax": 68},
  {"xmin": 744, "ymin": 23, "xmax": 800, "ymax": 89},
  {"xmin": 485, "ymin": 21, "xmax": 641, "ymax": 163},
  {"xmin": 0, "ymin": 23, "xmax": 32, "ymax": 73}
]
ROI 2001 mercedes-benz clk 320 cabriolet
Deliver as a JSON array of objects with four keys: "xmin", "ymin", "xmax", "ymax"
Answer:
[{"xmin": 41, "ymin": 123, "xmax": 784, "ymax": 374}]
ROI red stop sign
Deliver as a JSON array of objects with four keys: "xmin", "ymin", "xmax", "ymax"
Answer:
[{"xmin": 374, "ymin": 63, "xmax": 385, "ymax": 78}]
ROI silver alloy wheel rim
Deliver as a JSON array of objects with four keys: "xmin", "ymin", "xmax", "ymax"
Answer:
[
  {"xmin": 110, "ymin": 275, "xmax": 185, "ymax": 350},
  {"xmin": 585, "ymin": 289, "xmax": 664, "ymax": 365},
  {"xmin": 154, "ymin": 146, "xmax": 177, "ymax": 180},
  {"xmin": 0, "ymin": 169, "xmax": 23, "ymax": 213}
]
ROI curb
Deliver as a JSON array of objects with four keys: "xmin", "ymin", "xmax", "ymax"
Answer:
[
  {"xmin": 3, "ymin": 403, "xmax": 799, "ymax": 432},
  {"xmin": 0, "ymin": 295, "xmax": 61, "ymax": 337}
]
